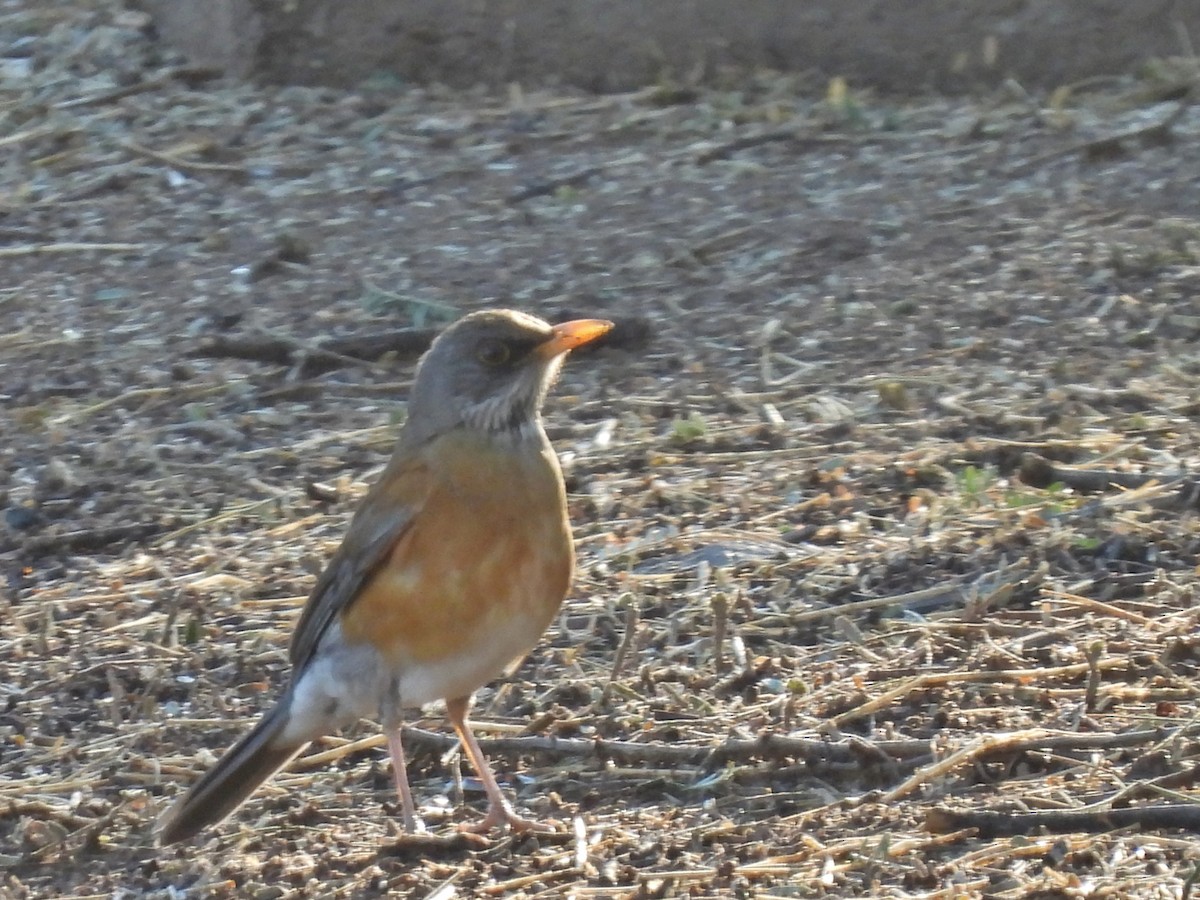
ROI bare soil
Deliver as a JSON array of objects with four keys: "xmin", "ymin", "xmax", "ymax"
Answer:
[{"xmin": 4, "ymin": 3, "xmax": 1200, "ymax": 898}]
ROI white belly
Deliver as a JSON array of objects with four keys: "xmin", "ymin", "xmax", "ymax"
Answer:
[{"xmin": 277, "ymin": 616, "xmax": 539, "ymax": 745}]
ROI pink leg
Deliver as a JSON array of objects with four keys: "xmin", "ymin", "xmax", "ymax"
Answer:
[
  {"xmin": 445, "ymin": 696, "xmax": 538, "ymax": 833},
  {"xmin": 385, "ymin": 726, "xmax": 422, "ymax": 833}
]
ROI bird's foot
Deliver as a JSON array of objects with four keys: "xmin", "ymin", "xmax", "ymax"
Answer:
[{"xmin": 457, "ymin": 802, "xmax": 540, "ymax": 835}]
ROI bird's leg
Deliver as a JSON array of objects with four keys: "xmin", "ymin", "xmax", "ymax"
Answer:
[
  {"xmin": 381, "ymin": 689, "xmax": 423, "ymax": 833},
  {"xmin": 445, "ymin": 695, "xmax": 538, "ymax": 833}
]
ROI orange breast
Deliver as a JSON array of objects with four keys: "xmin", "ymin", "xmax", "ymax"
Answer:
[{"xmin": 338, "ymin": 429, "xmax": 573, "ymax": 671}]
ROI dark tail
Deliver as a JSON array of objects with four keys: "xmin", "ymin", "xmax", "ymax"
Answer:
[{"xmin": 158, "ymin": 700, "xmax": 307, "ymax": 845}]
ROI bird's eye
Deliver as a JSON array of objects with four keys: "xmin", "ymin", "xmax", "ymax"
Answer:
[{"xmin": 476, "ymin": 339, "xmax": 511, "ymax": 367}]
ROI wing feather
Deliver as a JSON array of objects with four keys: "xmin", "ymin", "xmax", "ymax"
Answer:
[{"xmin": 288, "ymin": 449, "xmax": 432, "ymax": 671}]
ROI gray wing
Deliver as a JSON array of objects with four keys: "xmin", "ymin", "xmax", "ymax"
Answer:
[{"xmin": 288, "ymin": 453, "xmax": 428, "ymax": 671}]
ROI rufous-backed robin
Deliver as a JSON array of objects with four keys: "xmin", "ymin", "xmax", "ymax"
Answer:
[{"xmin": 158, "ymin": 309, "xmax": 612, "ymax": 844}]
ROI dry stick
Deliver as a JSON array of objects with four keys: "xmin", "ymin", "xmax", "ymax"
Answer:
[
  {"xmin": 601, "ymin": 603, "xmax": 641, "ymax": 704},
  {"xmin": 875, "ymin": 726, "xmax": 1200, "ymax": 807},
  {"xmin": 0, "ymin": 124, "xmax": 57, "ymax": 149},
  {"xmin": 506, "ymin": 165, "xmax": 603, "ymax": 203},
  {"xmin": 1084, "ymin": 641, "xmax": 1104, "ymax": 712},
  {"xmin": 379, "ymin": 830, "xmax": 488, "ymax": 853},
  {"xmin": 1, "ymin": 800, "xmax": 95, "ymax": 830},
  {"xmin": 238, "ymin": 424, "xmax": 393, "ymax": 460},
  {"xmin": 1021, "ymin": 453, "xmax": 1200, "ymax": 513},
  {"xmin": 0, "ymin": 778, "xmax": 100, "ymax": 799},
  {"xmin": 0, "ymin": 242, "xmax": 145, "ymax": 257},
  {"xmin": 921, "ymin": 879, "xmax": 993, "ymax": 900},
  {"xmin": 711, "ymin": 592, "xmax": 730, "ymax": 672},
  {"xmin": 752, "ymin": 828, "xmax": 974, "ymax": 868},
  {"xmin": 397, "ymin": 724, "xmax": 1193, "ymax": 773},
  {"xmin": 665, "ymin": 224, "xmax": 759, "ymax": 267},
  {"xmin": 481, "ymin": 868, "xmax": 581, "ymax": 896},
  {"xmin": 282, "ymin": 341, "xmax": 390, "ymax": 380},
  {"xmin": 787, "ymin": 559, "xmax": 1033, "ymax": 628},
  {"xmin": 1008, "ymin": 97, "xmax": 1192, "ymax": 175},
  {"xmin": 926, "ymin": 803, "xmax": 1200, "ymax": 836},
  {"xmin": 152, "ymin": 497, "xmax": 282, "ymax": 546},
  {"xmin": 786, "ymin": 582, "xmax": 968, "ymax": 626},
  {"xmin": 692, "ymin": 129, "xmax": 889, "ymax": 165},
  {"xmin": 120, "ymin": 139, "xmax": 248, "ymax": 177},
  {"xmin": 292, "ymin": 733, "xmax": 387, "ymax": 769},
  {"xmin": 19, "ymin": 523, "xmax": 163, "ymax": 559},
  {"xmin": 1040, "ymin": 589, "xmax": 1159, "ymax": 627},
  {"xmin": 25, "ymin": 802, "xmax": 127, "ymax": 862},
  {"xmin": 1019, "ymin": 452, "xmax": 1162, "ymax": 492},
  {"xmin": 877, "ymin": 729, "xmax": 1051, "ymax": 805},
  {"xmin": 830, "ymin": 658, "xmax": 1129, "ymax": 728},
  {"xmin": 54, "ymin": 67, "xmax": 222, "ymax": 109},
  {"xmin": 400, "ymin": 726, "xmax": 930, "ymax": 769},
  {"xmin": 191, "ymin": 329, "xmax": 438, "ymax": 371},
  {"xmin": 940, "ymin": 833, "xmax": 1094, "ymax": 874},
  {"xmin": 696, "ymin": 129, "xmax": 799, "ymax": 163},
  {"xmin": 49, "ymin": 383, "xmax": 230, "ymax": 426},
  {"xmin": 1099, "ymin": 764, "xmax": 1200, "ymax": 810}
]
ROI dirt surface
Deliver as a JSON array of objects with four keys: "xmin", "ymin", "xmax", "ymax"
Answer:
[{"xmin": 5, "ymin": 3, "xmax": 1200, "ymax": 899}]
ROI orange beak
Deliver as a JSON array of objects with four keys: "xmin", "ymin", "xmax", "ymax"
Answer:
[{"xmin": 536, "ymin": 318, "xmax": 614, "ymax": 359}]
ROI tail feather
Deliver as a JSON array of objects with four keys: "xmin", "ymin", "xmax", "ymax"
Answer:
[{"xmin": 158, "ymin": 701, "xmax": 307, "ymax": 845}]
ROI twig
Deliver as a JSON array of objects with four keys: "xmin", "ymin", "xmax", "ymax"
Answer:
[
  {"xmin": 401, "ymin": 726, "xmax": 931, "ymax": 769},
  {"xmin": 1019, "ymin": 452, "xmax": 1160, "ymax": 492},
  {"xmin": 1020, "ymin": 452, "xmax": 1200, "ymax": 511},
  {"xmin": 927, "ymin": 803, "xmax": 1200, "ymax": 836},
  {"xmin": 665, "ymin": 225, "xmax": 759, "ymax": 267},
  {"xmin": 378, "ymin": 831, "xmax": 489, "ymax": 854},
  {"xmin": 695, "ymin": 130, "xmax": 799, "ymax": 164},
  {"xmin": 0, "ymin": 124, "xmax": 57, "ymax": 150},
  {"xmin": 293, "ymin": 734, "xmax": 386, "ymax": 769},
  {"xmin": 1009, "ymin": 98, "xmax": 1192, "ymax": 175},
  {"xmin": 1103, "ymin": 764, "xmax": 1200, "ymax": 809},
  {"xmin": 120, "ymin": 139, "xmax": 247, "ymax": 177},
  {"xmin": 1040, "ymin": 589, "xmax": 1159, "ymax": 627},
  {"xmin": 480, "ymin": 867, "xmax": 580, "ymax": 896},
  {"xmin": 191, "ymin": 328, "xmax": 439, "ymax": 372},
  {"xmin": 879, "ymin": 730, "xmax": 1043, "ymax": 804},
  {"xmin": 711, "ymin": 592, "xmax": 730, "ymax": 672},
  {"xmin": 831, "ymin": 658, "xmax": 1129, "ymax": 727},
  {"xmin": 19, "ymin": 523, "xmax": 163, "ymax": 559},
  {"xmin": 876, "ymin": 726, "xmax": 1200, "ymax": 805},
  {"xmin": 1, "ymin": 800, "xmax": 95, "ymax": 830},
  {"xmin": 53, "ymin": 66, "xmax": 223, "ymax": 110},
  {"xmin": 0, "ymin": 242, "xmax": 146, "ymax": 257},
  {"xmin": 25, "ymin": 802, "xmax": 126, "ymax": 862},
  {"xmin": 506, "ymin": 166, "xmax": 602, "ymax": 203},
  {"xmin": 786, "ymin": 564, "xmax": 1034, "ymax": 627},
  {"xmin": 601, "ymin": 602, "xmax": 641, "ymax": 704},
  {"xmin": 691, "ymin": 130, "xmax": 886, "ymax": 165},
  {"xmin": 48, "ymin": 384, "xmax": 228, "ymax": 426},
  {"xmin": 399, "ymin": 725, "xmax": 1192, "ymax": 777}
]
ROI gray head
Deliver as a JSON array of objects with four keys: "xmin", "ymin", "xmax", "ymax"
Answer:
[{"xmin": 404, "ymin": 309, "xmax": 612, "ymax": 442}]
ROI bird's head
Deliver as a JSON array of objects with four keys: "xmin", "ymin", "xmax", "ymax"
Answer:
[{"xmin": 405, "ymin": 309, "xmax": 612, "ymax": 440}]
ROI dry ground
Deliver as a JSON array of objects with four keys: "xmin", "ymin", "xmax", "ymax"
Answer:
[{"xmin": 5, "ymin": 3, "xmax": 1200, "ymax": 898}]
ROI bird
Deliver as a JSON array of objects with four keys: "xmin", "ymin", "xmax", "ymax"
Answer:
[{"xmin": 158, "ymin": 309, "xmax": 613, "ymax": 844}]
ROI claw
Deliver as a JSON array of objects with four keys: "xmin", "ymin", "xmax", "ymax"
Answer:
[{"xmin": 457, "ymin": 801, "xmax": 539, "ymax": 835}]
